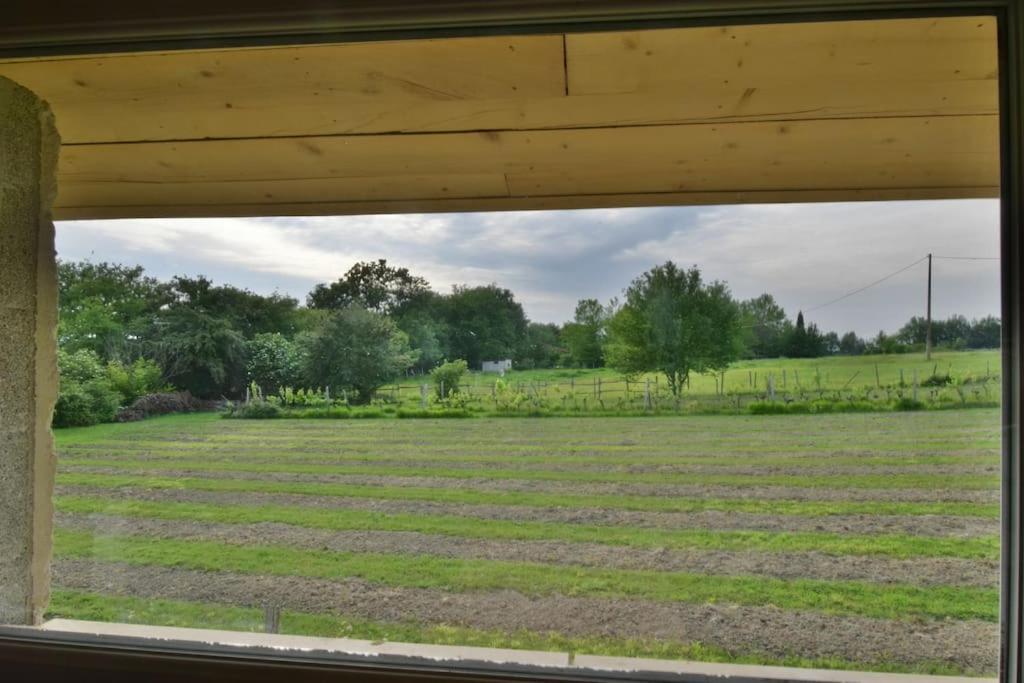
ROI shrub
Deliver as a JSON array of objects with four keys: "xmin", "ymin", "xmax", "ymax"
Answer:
[
  {"xmin": 54, "ymin": 349, "xmax": 122, "ymax": 427},
  {"xmin": 246, "ymin": 333, "xmax": 306, "ymax": 394},
  {"xmin": 224, "ymin": 401, "xmax": 281, "ymax": 419},
  {"xmin": 305, "ymin": 306, "xmax": 417, "ymax": 402},
  {"xmin": 106, "ymin": 358, "xmax": 168, "ymax": 404},
  {"xmin": 893, "ymin": 397, "xmax": 926, "ymax": 411},
  {"xmin": 116, "ymin": 391, "xmax": 220, "ymax": 422},
  {"xmin": 431, "ymin": 359, "xmax": 469, "ymax": 399},
  {"xmin": 921, "ymin": 373, "xmax": 953, "ymax": 387}
]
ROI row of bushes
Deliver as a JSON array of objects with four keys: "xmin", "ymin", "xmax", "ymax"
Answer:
[{"xmin": 54, "ymin": 350, "xmax": 169, "ymax": 427}]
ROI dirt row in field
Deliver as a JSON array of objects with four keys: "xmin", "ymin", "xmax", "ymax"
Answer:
[
  {"xmin": 52, "ymin": 559, "xmax": 998, "ymax": 675},
  {"xmin": 57, "ymin": 513, "xmax": 998, "ymax": 588},
  {"xmin": 57, "ymin": 485, "xmax": 999, "ymax": 538},
  {"xmin": 57, "ymin": 455, "xmax": 997, "ymax": 478},
  {"xmin": 60, "ymin": 464, "xmax": 1002, "ymax": 506},
  {"xmin": 57, "ymin": 464, "xmax": 998, "ymax": 504}
]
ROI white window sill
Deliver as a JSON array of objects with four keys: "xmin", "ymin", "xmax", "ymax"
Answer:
[{"xmin": 20, "ymin": 619, "xmax": 993, "ymax": 683}]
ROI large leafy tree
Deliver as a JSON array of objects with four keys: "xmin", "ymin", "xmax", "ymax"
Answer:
[
  {"xmin": 606, "ymin": 262, "xmax": 743, "ymax": 395},
  {"xmin": 147, "ymin": 307, "xmax": 248, "ymax": 398},
  {"xmin": 57, "ymin": 261, "xmax": 172, "ymax": 362},
  {"xmin": 307, "ymin": 259, "xmax": 430, "ymax": 315},
  {"xmin": 304, "ymin": 306, "xmax": 417, "ymax": 402},
  {"xmin": 394, "ymin": 290, "xmax": 451, "ymax": 373},
  {"xmin": 518, "ymin": 322, "xmax": 563, "ymax": 369},
  {"xmin": 739, "ymin": 293, "xmax": 791, "ymax": 359},
  {"xmin": 562, "ymin": 298, "xmax": 611, "ymax": 368},
  {"xmin": 444, "ymin": 284, "xmax": 528, "ymax": 368},
  {"xmin": 169, "ymin": 276, "xmax": 299, "ymax": 339}
]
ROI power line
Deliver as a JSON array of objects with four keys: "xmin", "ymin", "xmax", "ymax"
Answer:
[
  {"xmin": 805, "ymin": 255, "xmax": 928, "ymax": 313},
  {"xmin": 933, "ymin": 255, "xmax": 999, "ymax": 261}
]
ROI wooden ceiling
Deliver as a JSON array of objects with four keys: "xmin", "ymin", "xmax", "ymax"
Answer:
[{"xmin": 0, "ymin": 16, "xmax": 999, "ymax": 219}]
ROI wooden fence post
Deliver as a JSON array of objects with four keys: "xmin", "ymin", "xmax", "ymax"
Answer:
[
  {"xmin": 597, "ymin": 377, "xmax": 602, "ymax": 400},
  {"xmin": 264, "ymin": 604, "xmax": 280, "ymax": 634},
  {"xmin": 767, "ymin": 374, "xmax": 775, "ymax": 401},
  {"xmin": 874, "ymin": 364, "xmax": 880, "ymax": 388},
  {"xmin": 782, "ymin": 369, "xmax": 787, "ymax": 388},
  {"xmin": 644, "ymin": 378, "xmax": 652, "ymax": 410},
  {"xmin": 420, "ymin": 384, "xmax": 428, "ymax": 409},
  {"xmin": 913, "ymin": 369, "xmax": 919, "ymax": 401}
]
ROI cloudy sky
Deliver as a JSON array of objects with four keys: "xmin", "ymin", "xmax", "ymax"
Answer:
[{"xmin": 55, "ymin": 199, "xmax": 1000, "ymax": 337}]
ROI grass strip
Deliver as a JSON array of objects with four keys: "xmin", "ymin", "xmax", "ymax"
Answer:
[
  {"xmin": 56, "ymin": 448, "xmax": 1000, "ymax": 470},
  {"xmin": 54, "ymin": 529, "xmax": 998, "ymax": 622},
  {"xmin": 46, "ymin": 590, "xmax": 985, "ymax": 677},
  {"xmin": 56, "ymin": 495, "xmax": 1000, "ymax": 560},
  {"xmin": 57, "ymin": 472, "xmax": 999, "ymax": 518},
  {"xmin": 57, "ymin": 457, "xmax": 1002, "ymax": 493},
  {"xmin": 57, "ymin": 436, "xmax": 1002, "ymax": 456}
]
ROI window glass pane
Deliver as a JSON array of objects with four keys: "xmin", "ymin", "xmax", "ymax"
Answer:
[{"xmin": 47, "ymin": 197, "xmax": 1001, "ymax": 677}]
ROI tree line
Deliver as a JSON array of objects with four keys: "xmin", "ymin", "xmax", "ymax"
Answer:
[{"xmin": 56, "ymin": 258, "xmax": 1000, "ymax": 421}]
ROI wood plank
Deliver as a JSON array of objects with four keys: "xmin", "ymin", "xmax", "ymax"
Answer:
[
  {"xmin": 55, "ymin": 173, "xmax": 509, "ymax": 208},
  {"xmin": 54, "ymin": 186, "xmax": 1000, "ymax": 221},
  {"xmin": 566, "ymin": 16, "xmax": 997, "ymax": 95},
  {"xmin": 53, "ymin": 114, "xmax": 999, "ymax": 216},
  {"xmin": 0, "ymin": 34, "xmax": 567, "ymax": 144},
  {"xmin": 1, "ymin": 17, "xmax": 996, "ymax": 144}
]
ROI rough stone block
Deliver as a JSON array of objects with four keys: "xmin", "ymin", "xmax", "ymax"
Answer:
[{"xmin": 0, "ymin": 75, "xmax": 59, "ymax": 625}]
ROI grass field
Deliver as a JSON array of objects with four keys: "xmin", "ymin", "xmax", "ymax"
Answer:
[
  {"xmin": 360, "ymin": 350, "xmax": 1002, "ymax": 414},
  {"xmin": 49, "ymin": 408, "xmax": 1001, "ymax": 676}
]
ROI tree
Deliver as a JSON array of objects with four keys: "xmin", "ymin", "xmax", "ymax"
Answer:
[
  {"xmin": 968, "ymin": 316, "xmax": 1001, "ymax": 349},
  {"xmin": 169, "ymin": 276, "xmax": 299, "ymax": 339},
  {"xmin": 518, "ymin": 322, "xmax": 562, "ymax": 369},
  {"xmin": 739, "ymin": 293, "xmax": 791, "ymax": 358},
  {"xmin": 246, "ymin": 333, "xmax": 306, "ymax": 393},
  {"xmin": 786, "ymin": 311, "xmax": 827, "ymax": 358},
  {"xmin": 305, "ymin": 306, "xmax": 416, "ymax": 401},
  {"xmin": 147, "ymin": 307, "xmax": 248, "ymax": 398},
  {"xmin": 395, "ymin": 290, "xmax": 451, "ymax": 373},
  {"xmin": 307, "ymin": 259, "xmax": 430, "ymax": 314},
  {"xmin": 444, "ymin": 284, "xmax": 528, "ymax": 368},
  {"xmin": 605, "ymin": 262, "xmax": 743, "ymax": 395},
  {"xmin": 57, "ymin": 260, "xmax": 171, "ymax": 362},
  {"xmin": 562, "ymin": 298, "xmax": 610, "ymax": 367},
  {"xmin": 838, "ymin": 331, "xmax": 866, "ymax": 355}
]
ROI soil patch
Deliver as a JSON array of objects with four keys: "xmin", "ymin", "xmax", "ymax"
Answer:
[
  {"xmin": 57, "ymin": 513, "xmax": 998, "ymax": 588},
  {"xmin": 56, "ymin": 484, "xmax": 999, "ymax": 538},
  {"xmin": 52, "ymin": 559, "xmax": 998, "ymax": 675}
]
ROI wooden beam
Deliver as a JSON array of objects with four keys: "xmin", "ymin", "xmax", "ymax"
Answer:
[
  {"xmin": 52, "ymin": 114, "xmax": 998, "ymax": 218},
  {"xmin": 55, "ymin": 186, "xmax": 1000, "ymax": 221},
  {"xmin": 0, "ymin": 17, "xmax": 995, "ymax": 144}
]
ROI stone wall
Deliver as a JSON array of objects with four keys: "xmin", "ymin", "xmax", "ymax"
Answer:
[{"xmin": 0, "ymin": 76, "xmax": 59, "ymax": 625}]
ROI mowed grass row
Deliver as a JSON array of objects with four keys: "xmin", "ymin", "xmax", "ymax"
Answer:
[
  {"xmin": 47, "ymin": 590, "xmax": 972, "ymax": 677},
  {"xmin": 56, "ymin": 448, "xmax": 1001, "ymax": 470},
  {"xmin": 54, "ymin": 528, "xmax": 999, "ymax": 622},
  {"xmin": 55, "ymin": 457, "xmax": 1001, "ymax": 491},
  {"xmin": 57, "ymin": 472, "xmax": 1000, "ymax": 518},
  {"xmin": 56, "ymin": 495, "xmax": 1000, "ymax": 560},
  {"xmin": 54, "ymin": 411, "xmax": 1001, "ymax": 450}
]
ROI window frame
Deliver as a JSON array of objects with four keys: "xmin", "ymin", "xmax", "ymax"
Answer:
[{"xmin": 0, "ymin": 1, "xmax": 1020, "ymax": 681}]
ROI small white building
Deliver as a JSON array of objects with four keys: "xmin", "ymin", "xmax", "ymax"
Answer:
[{"xmin": 481, "ymin": 359, "xmax": 513, "ymax": 374}]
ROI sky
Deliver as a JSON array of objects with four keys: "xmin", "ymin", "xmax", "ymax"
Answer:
[{"xmin": 55, "ymin": 199, "xmax": 1001, "ymax": 337}]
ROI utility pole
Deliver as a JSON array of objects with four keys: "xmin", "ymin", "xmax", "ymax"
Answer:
[{"xmin": 925, "ymin": 253, "xmax": 933, "ymax": 360}]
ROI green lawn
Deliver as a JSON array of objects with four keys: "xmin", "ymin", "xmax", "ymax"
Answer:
[{"xmin": 49, "ymin": 407, "xmax": 1002, "ymax": 676}]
